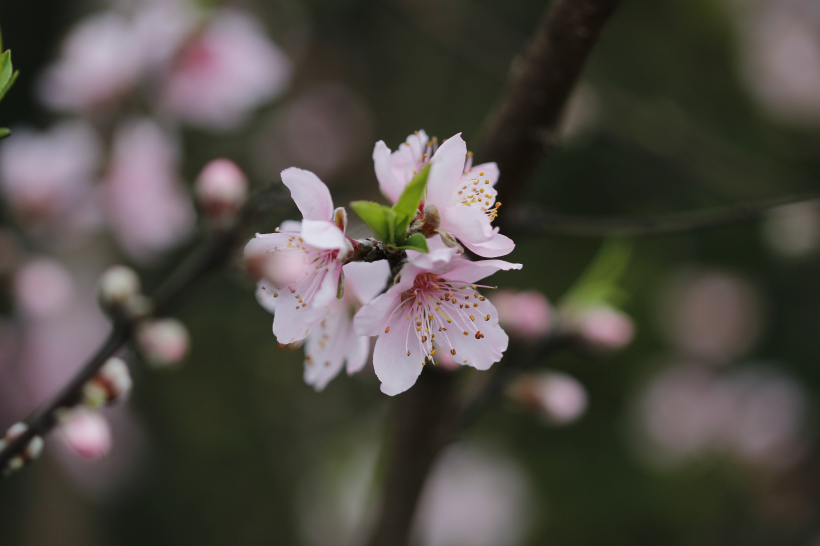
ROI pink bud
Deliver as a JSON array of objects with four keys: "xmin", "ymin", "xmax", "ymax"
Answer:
[
  {"xmin": 491, "ymin": 290, "xmax": 553, "ymax": 340},
  {"xmin": 575, "ymin": 306, "xmax": 635, "ymax": 351},
  {"xmin": 14, "ymin": 258, "xmax": 75, "ymax": 318},
  {"xmin": 508, "ymin": 372, "xmax": 588, "ymax": 425},
  {"xmin": 97, "ymin": 265, "xmax": 142, "ymax": 312},
  {"xmin": 137, "ymin": 318, "xmax": 190, "ymax": 367},
  {"xmin": 195, "ymin": 158, "xmax": 248, "ymax": 217},
  {"xmin": 83, "ymin": 357, "xmax": 133, "ymax": 408},
  {"xmin": 60, "ymin": 409, "xmax": 112, "ymax": 459}
]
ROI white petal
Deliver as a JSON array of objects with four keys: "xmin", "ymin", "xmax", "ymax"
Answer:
[
  {"xmin": 311, "ymin": 263, "xmax": 342, "ymax": 310},
  {"xmin": 373, "ymin": 140, "xmax": 403, "ymax": 204},
  {"xmin": 354, "ymin": 289, "xmax": 402, "ymax": 336},
  {"xmin": 255, "ymin": 280, "xmax": 277, "ymax": 313},
  {"xmin": 345, "ymin": 335, "xmax": 370, "ymax": 375},
  {"xmin": 303, "ymin": 301, "xmax": 349, "ymax": 390},
  {"xmin": 445, "ymin": 299, "xmax": 507, "ymax": 371},
  {"xmin": 440, "ymin": 258, "xmax": 522, "ymax": 284},
  {"xmin": 373, "ymin": 313, "xmax": 425, "ymax": 396},
  {"xmin": 463, "ymin": 162, "xmax": 499, "ymax": 187},
  {"xmin": 272, "ymin": 281, "xmax": 326, "ymax": 343},
  {"xmin": 281, "ymin": 167, "xmax": 334, "ymax": 221},
  {"xmin": 300, "ymin": 219, "xmax": 347, "ymax": 250},
  {"xmin": 461, "ymin": 231, "xmax": 516, "ymax": 258},
  {"xmin": 439, "ymin": 205, "xmax": 494, "ymax": 245},
  {"xmin": 426, "ymin": 133, "xmax": 466, "ymax": 209},
  {"xmin": 344, "ymin": 261, "xmax": 391, "ymax": 304},
  {"xmin": 279, "ymin": 219, "xmax": 302, "ymax": 233}
]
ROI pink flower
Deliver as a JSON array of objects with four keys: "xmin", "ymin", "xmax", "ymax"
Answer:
[
  {"xmin": 354, "ymin": 248, "xmax": 521, "ymax": 395},
  {"xmin": 507, "ymin": 372, "xmax": 588, "ymax": 425},
  {"xmin": 373, "ymin": 131, "xmax": 514, "ymax": 258},
  {"xmin": 491, "ymin": 290, "xmax": 553, "ymax": 340},
  {"xmin": 161, "ymin": 9, "xmax": 292, "ymax": 131},
  {"xmin": 0, "ymin": 121, "xmax": 101, "ymax": 223},
  {"xmin": 195, "ymin": 158, "xmax": 248, "ymax": 218},
  {"xmin": 576, "ymin": 306, "xmax": 635, "ymax": 351},
  {"xmin": 246, "ymin": 168, "xmax": 353, "ymax": 344},
  {"xmin": 104, "ymin": 119, "xmax": 196, "ymax": 263},
  {"xmin": 59, "ymin": 409, "xmax": 112, "ymax": 460},
  {"xmin": 14, "ymin": 258, "xmax": 75, "ymax": 319}
]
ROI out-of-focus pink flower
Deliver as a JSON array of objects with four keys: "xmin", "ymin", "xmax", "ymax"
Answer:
[
  {"xmin": 59, "ymin": 409, "xmax": 112, "ymax": 460},
  {"xmin": 38, "ymin": 13, "xmax": 143, "ymax": 112},
  {"xmin": 252, "ymin": 84, "xmax": 375, "ymax": 181},
  {"xmin": 161, "ymin": 8, "xmax": 292, "ymax": 131},
  {"xmin": 104, "ymin": 118, "xmax": 196, "ymax": 263},
  {"xmin": 195, "ymin": 158, "xmax": 248, "ymax": 218},
  {"xmin": 413, "ymin": 444, "xmax": 534, "ymax": 546},
  {"xmin": 658, "ymin": 269, "xmax": 763, "ymax": 362},
  {"xmin": 0, "ymin": 121, "xmax": 101, "ymax": 223},
  {"xmin": 354, "ymin": 248, "xmax": 521, "ymax": 396},
  {"xmin": 246, "ymin": 169, "xmax": 352, "ymax": 345},
  {"xmin": 575, "ymin": 306, "xmax": 635, "ymax": 351},
  {"xmin": 373, "ymin": 132, "xmax": 514, "ymax": 257},
  {"xmin": 762, "ymin": 200, "xmax": 820, "ymax": 258},
  {"xmin": 632, "ymin": 363, "xmax": 809, "ymax": 472},
  {"xmin": 136, "ymin": 318, "xmax": 190, "ymax": 367},
  {"xmin": 14, "ymin": 258, "xmax": 75, "ymax": 319},
  {"xmin": 491, "ymin": 290, "xmax": 552, "ymax": 341},
  {"xmin": 507, "ymin": 372, "xmax": 588, "ymax": 425}
]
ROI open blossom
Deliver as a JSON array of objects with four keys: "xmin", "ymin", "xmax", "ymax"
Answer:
[
  {"xmin": 354, "ymin": 248, "xmax": 522, "ymax": 396},
  {"xmin": 373, "ymin": 131, "xmax": 514, "ymax": 257},
  {"xmin": 246, "ymin": 168, "xmax": 353, "ymax": 345},
  {"xmin": 161, "ymin": 8, "xmax": 292, "ymax": 131},
  {"xmin": 257, "ymin": 260, "xmax": 390, "ymax": 391}
]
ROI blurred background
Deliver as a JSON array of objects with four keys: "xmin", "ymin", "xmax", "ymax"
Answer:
[{"xmin": 2, "ymin": 0, "xmax": 820, "ymax": 544}]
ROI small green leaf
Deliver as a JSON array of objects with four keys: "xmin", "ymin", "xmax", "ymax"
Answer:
[
  {"xmin": 395, "ymin": 233, "xmax": 429, "ymax": 253},
  {"xmin": 350, "ymin": 201, "xmax": 391, "ymax": 242},
  {"xmin": 384, "ymin": 207, "xmax": 397, "ymax": 245},
  {"xmin": 0, "ymin": 51, "xmax": 11, "ymax": 91},
  {"xmin": 0, "ymin": 127, "xmax": 10, "ymax": 139},
  {"xmin": 0, "ymin": 69, "xmax": 18, "ymax": 103},
  {"xmin": 392, "ymin": 164, "xmax": 430, "ymax": 238}
]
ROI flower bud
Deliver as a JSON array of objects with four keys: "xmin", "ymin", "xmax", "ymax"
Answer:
[
  {"xmin": 0, "ymin": 423, "xmax": 44, "ymax": 476},
  {"xmin": 97, "ymin": 265, "xmax": 142, "ymax": 313},
  {"xmin": 492, "ymin": 290, "xmax": 553, "ymax": 341},
  {"xmin": 59, "ymin": 409, "xmax": 112, "ymax": 459},
  {"xmin": 574, "ymin": 306, "xmax": 635, "ymax": 351},
  {"xmin": 82, "ymin": 357, "xmax": 132, "ymax": 408},
  {"xmin": 507, "ymin": 372, "xmax": 588, "ymax": 425},
  {"xmin": 137, "ymin": 318, "xmax": 190, "ymax": 368},
  {"xmin": 333, "ymin": 206, "xmax": 348, "ymax": 231},
  {"xmin": 195, "ymin": 159, "xmax": 248, "ymax": 218}
]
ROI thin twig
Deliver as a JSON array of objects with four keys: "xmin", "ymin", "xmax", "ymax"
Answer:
[
  {"xmin": 502, "ymin": 190, "xmax": 820, "ymax": 238},
  {"xmin": 0, "ymin": 185, "xmax": 286, "ymax": 472}
]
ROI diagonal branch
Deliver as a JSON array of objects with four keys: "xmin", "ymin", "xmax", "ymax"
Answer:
[
  {"xmin": 502, "ymin": 191, "xmax": 820, "ymax": 237},
  {"xmin": 365, "ymin": 1, "xmax": 623, "ymax": 545},
  {"xmin": 0, "ymin": 185, "xmax": 285, "ymax": 472}
]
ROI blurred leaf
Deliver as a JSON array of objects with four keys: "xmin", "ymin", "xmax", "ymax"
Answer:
[
  {"xmin": 394, "ymin": 233, "xmax": 429, "ymax": 253},
  {"xmin": 0, "ymin": 127, "xmax": 9, "ymax": 139},
  {"xmin": 561, "ymin": 238, "xmax": 633, "ymax": 307},
  {"xmin": 0, "ymin": 51, "xmax": 12, "ymax": 89},
  {"xmin": 0, "ymin": 69, "xmax": 18, "ymax": 103},
  {"xmin": 392, "ymin": 164, "xmax": 430, "ymax": 244},
  {"xmin": 350, "ymin": 201, "xmax": 392, "ymax": 243}
]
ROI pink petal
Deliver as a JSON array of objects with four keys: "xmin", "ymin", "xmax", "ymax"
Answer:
[
  {"xmin": 440, "ymin": 258, "xmax": 522, "ymax": 284},
  {"xmin": 354, "ymin": 289, "xmax": 402, "ymax": 336},
  {"xmin": 300, "ymin": 219, "xmax": 346, "ymax": 250},
  {"xmin": 444, "ymin": 299, "xmax": 508, "ymax": 370},
  {"xmin": 463, "ymin": 162, "xmax": 499, "ymax": 187},
  {"xmin": 426, "ymin": 134, "xmax": 467, "ymax": 209},
  {"xmin": 345, "ymin": 335, "xmax": 370, "ymax": 375},
  {"xmin": 373, "ymin": 312, "xmax": 425, "ymax": 396},
  {"xmin": 439, "ymin": 204, "xmax": 494, "ymax": 245},
  {"xmin": 281, "ymin": 167, "xmax": 334, "ymax": 221},
  {"xmin": 344, "ymin": 261, "xmax": 391, "ymax": 305},
  {"xmin": 461, "ymin": 231, "xmax": 516, "ymax": 258},
  {"xmin": 311, "ymin": 263, "xmax": 342, "ymax": 310},
  {"xmin": 373, "ymin": 140, "xmax": 403, "ymax": 204},
  {"xmin": 304, "ymin": 300, "xmax": 350, "ymax": 390},
  {"xmin": 272, "ymin": 279, "xmax": 327, "ymax": 343},
  {"xmin": 255, "ymin": 280, "xmax": 278, "ymax": 313}
]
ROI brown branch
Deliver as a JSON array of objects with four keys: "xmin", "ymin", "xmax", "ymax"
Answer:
[
  {"xmin": 0, "ymin": 185, "xmax": 285, "ymax": 472},
  {"xmin": 365, "ymin": 1, "xmax": 623, "ymax": 544},
  {"xmin": 501, "ymin": 190, "xmax": 820, "ymax": 237},
  {"xmin": 477, "ymin": 0, "xmax": 621, "ymax": 203}
]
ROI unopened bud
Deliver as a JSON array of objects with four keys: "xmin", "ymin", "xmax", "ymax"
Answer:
[
  {"xmin": 195, "ymin": 159, "xmax": 248, "ymax": 218},
  {"xmin": 492, "ymin": 290, "xmax": 552, "ymax": 341},
  {"xmin": 0, "ymin": 422, "xmax": 28, "ymax": 452},
  {"xmin": 333, "ymin": 207, "xmax": 348, "ymax": 231},
  {"xmin": 98, "ymin": 265, "xmax": 142, "ymax": 313},
  {"xmin": 83, "ymin": 357, "xmax": 132, "ymax": 408},
  {"xmin": 137, "ymin": 318, "xmax": 190, "ymax": 368},
  {"xmin": 0, "ymin": 423, "xmax": 44, "ymax": 476},
  {"xmin": 507, "ymin": 372, "xmax": 588, "ymax": 425},
  {"xmin": 572, "ymin": 306, "xmax": 635, "ymax": 351},
  {"xmin": 59, "ymin": 409, "xmax": 112, "ymax": 459}
]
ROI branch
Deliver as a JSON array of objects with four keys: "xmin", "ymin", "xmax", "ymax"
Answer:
[
  {"xmin": 0, "ymin": 185, "xmax": 285, "ymax": 472},
  {"xmin": 366, "ymin": 1, "xmax": 623, "ymax": 544},
  {"xmin": 501, "ymin": 191, "xmax": 820, "ymax": 237},
  {"xmin": 477, "ymin": 0, "xmax": 621, "ymax": 202}
]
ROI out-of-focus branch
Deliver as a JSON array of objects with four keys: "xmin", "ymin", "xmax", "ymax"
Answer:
[
  {"xmin": 366, "ymin": 1, "xmax": 622, "ymax": 545},
  {"xmin": 501, "ymin": 190, "xmax": 820, "ymax": 237},
  {"xmin": 0, "ymin": 185, "xmax": 285, "ymax": 473},
  {"xmin": 477, "ymin": 0, "xmax": 621, "ymax": 203}
]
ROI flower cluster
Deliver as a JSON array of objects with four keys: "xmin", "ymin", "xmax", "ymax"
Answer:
[{"xmin": 247, "ymin": 131, "xmax": 522, "ymax": 395}]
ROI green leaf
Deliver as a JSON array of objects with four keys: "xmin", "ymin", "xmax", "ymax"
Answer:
[
  {"xmin": 0, "ymin": 69, "xmax": 18, "ymax": 103},
  {"xmin": 392, "ymin": 164, "xmax": 430, "ymax": 239},
  {"xmin": 350, "ymin": 201, "xmax": 391, "ymax": 242},
  {"xmin": 384, "ymin": 207, "xmax": 397, "ymax": 245},
  {"xmin": 0, "ymin": 127, "xmax": 10, "ymax": 140},
  {"xmin": 394, "ymin": 233, "xmax": 429, "ymax": 253},
  {"xmin": 560, "ymin": 238, "xmax": 633, "ymax": 308},
  {"xmin": 0, "ymin": 51, "xmax": 11, "ymax": 91}
]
